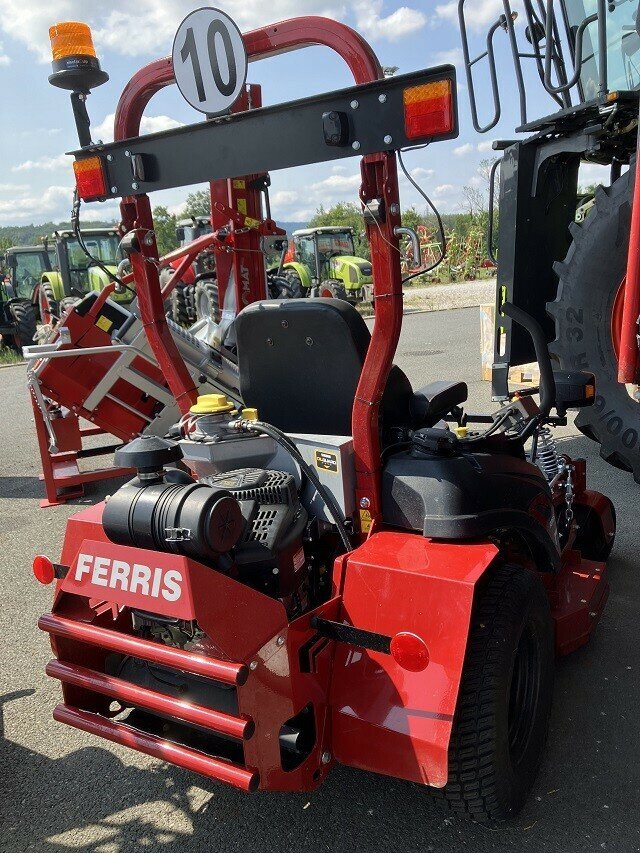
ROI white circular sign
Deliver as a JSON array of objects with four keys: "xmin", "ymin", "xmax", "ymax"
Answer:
[{"xmin": 172, "ymin": 8, "xmax": 248, "ymax": 116}]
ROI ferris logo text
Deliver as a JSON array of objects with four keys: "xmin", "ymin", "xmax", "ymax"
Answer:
[{"xmin": 75, "ymin": 553, "xmax": 183, "ymax": 602}]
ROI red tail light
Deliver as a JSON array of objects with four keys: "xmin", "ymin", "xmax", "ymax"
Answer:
[
  {"xmin": 73, "ymin": 156, "xmax": 107, "ymax": 200},
  {"xmin": 403, "ymin": 80, "xmax": 454, "ymax": 140}
]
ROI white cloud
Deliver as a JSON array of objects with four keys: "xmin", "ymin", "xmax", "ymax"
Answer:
[
  {"xmin": 434, "ymin": 183, "xmax": 455, "ymax": 195},
  {"xmin": 0, "ymin": 183, "xmax": 30, "ymax": 194},
  {"xmin": 0, "ymin": 40, "xmax": 9, "ymax": 65},
  {"xmin": 477, "ymin": 140, "xmax": 495, "ymax": 152},
  {"xmin": 0, "ymin": 184, "xmax": 73, "ymax": 223},
  {"xmin": 436, "ymin": 0, "xmax": 503, "ymax": 30},
  {"xmin": 310, "ymin": 173, "xmax": 361, "ymax": 192},
  {"xmin": 93, "ymin": 112, "xmax": 183, "ymax": 144},
  {"xmin": 12, "ymin": 154, "xmax": 68, "ymax": 172},
  {"xmin": 353, "ymin": 0, "xmax": 427, "ymax": 41},
  {"xmin": 454, "ymin": 143, "xmax": 473, "ymax": 157},
  {"xmin": 410, "ymin": 167, "xmax": 434, "ymax": 179},
  {"xmin": 433, "ymin": 47, "xmax": 463, "ymax": 66},
  {"xmin": 271, "ymin": 190, "xmax": 300, "ymax": 206}
]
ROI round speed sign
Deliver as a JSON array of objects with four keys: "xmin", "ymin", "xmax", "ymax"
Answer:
[{"xmin": 172, "ymin": 8, "xmax": 248, "ymax": 116}]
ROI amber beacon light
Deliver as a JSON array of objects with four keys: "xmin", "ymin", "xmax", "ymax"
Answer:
[{"xmin": 48, "ymin": 22, "xmax": 109, "ymax": 92}]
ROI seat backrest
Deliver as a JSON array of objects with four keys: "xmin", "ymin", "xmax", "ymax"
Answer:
[{"xmin": 235, "ymin": 299, "xmax": 371, "ymax": 435}]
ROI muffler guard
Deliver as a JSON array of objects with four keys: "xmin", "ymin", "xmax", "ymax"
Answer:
[
  {"xmin": 40, "ymin": 504, "xmax": 338, "ymax": 792},
  {"xmin": 330, "ymin": 532, "xmax": 498, "ymax": 788}
]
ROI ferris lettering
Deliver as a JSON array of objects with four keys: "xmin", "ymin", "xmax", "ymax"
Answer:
[{"xmin": 74, "ymin": 553, "xmax": 183, "ymax": 601}]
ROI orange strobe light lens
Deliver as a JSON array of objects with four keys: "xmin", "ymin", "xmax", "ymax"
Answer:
[
  {"xmin": 73, "ymin": 157, "xmax": 107, "ymax": 201},
  {"xmin": 403, "ymin": 80, "xmax": 454, "ymax": 140},
  {"xmin": 49, "ymin": 22, "xmax": 97, "ymax": 61}
]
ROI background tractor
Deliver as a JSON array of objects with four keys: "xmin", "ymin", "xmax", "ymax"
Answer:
[
  {"xmin": 38, "ymin": 228, "xmax": 129, "ymax": 324},
  {"xmin": 279, "ymin": 226, "xmax": 373, "ymax": 302},
  {"xmin": 0, "ymin": 248, "xmax": 43, "ymax": 351},
  {"xmin": 460, "ymin": 0, "xmax": 640, "ymax": 482}
]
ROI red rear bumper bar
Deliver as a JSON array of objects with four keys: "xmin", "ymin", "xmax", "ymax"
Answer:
[
  {"xmin": 53, "ymin": 704, "xmax": 259, "ymax": 791},
  {"xmin": 39, "ymin": 614, "xmax": 248, "ymax": 685},
  {"xmin": 46, "ymin": 659, "xmax": 254, "ymax": 740}
]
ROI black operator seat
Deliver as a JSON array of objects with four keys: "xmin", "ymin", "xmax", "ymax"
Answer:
[{"xmin": 234, "ymin": 299, "xmax": 467, "ymax": 436}]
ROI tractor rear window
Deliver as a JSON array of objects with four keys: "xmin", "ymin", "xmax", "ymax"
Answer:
[{"xmin": 564, "ymin": 0, "xmax": 640, "ymax": 98}]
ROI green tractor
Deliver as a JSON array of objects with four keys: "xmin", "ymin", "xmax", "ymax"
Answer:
[
  {"xmin": 1, "ymin": 246, "xmax": 53, "ymax": 351},
  {"xmin": 38, "ymin": 228, "xmax": 128, "ymax": 324},
  {"xmin": 279, "ymin": 227, "xmax": 372, "ymax": 303}
]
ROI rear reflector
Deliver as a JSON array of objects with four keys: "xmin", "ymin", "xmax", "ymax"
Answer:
[
  {"xmin": 73, "ymin": 156, "xmax": 107, "ymax": 200},
  {"xmin": 390, "ymin": 631, "xmax": 429, "ymax": 672},
  {"xmin": 33, "ymin": 555, "xmax": 55, "ymax": 585},
  {"xmin": 403, "ymin": 80, "xmax": 454, "ymax": 140}
]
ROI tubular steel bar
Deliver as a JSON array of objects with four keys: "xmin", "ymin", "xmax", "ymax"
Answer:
[
  {"xmin": 53, "ymin": 703, "xmax": 259, "ymax": 791},
  {"xmin": 619, "ymin": 136, "xmax": 640, "ymax": 383},
  {"xmin": 39, "ymin": 614, "xmax": 249, "ymax": 685},
  {"xmin": 47, "ymin": 659, "xmax": 254, "ymax": 740},
  {"xmin": 107, "ymin": 16, "xmax": 427, "ymax": 527}
]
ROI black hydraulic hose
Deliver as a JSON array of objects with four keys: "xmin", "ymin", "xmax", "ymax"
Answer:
[
  {"xmin": 501, "ymin": 302, "xmax": 556, "ymax": 420},
  {"xmin": 237, "ymin": 420, "xmax": 352, "ymax": 553}
]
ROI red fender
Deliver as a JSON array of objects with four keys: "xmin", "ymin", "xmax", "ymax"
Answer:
[{"xmin": 330, "ymin": 531, "xmax": 498, "ymax": 787}]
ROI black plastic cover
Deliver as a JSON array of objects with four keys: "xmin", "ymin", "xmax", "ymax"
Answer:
[{"xmin": 382, "ymin": 448, "xmax": 560, "ymax": 570}]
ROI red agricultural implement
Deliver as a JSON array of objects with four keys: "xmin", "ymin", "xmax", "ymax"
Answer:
[{"xmin": 35, "ymin": 12, "xmax": 615, "ymax": 823}]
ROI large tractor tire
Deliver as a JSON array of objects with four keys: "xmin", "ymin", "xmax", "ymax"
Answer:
[
  {"xmin": 39, "ymin": 281, "xmax": 58, "ymax": 325},
  {"xmin": 169, "ymin": 285, "xmax": 192, "ymax": 327},
  {"xmin": 548, "ymin": 170, "xmax": 640, "ymax": 482},
  {"xmin": 319, "ymin": 280, "xmax": 348, "ymax": 301},
  {"xmin": 195, "ymin": 279, "xmax": 220, "ymax": 323},
  {"xmin": 7, "ymin": 300, "xmax": 37, "ymax": 350},
  {"xmin": 267, "ymin": 269, "xmax": 306, "ymax": 299},
  {"xmin": 438, "ymin": 564, "xmax": 554, "ymax": 823}
]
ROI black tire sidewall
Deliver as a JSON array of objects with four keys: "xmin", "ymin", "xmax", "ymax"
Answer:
[{"xmin": 551, "ymin": 171, "xmax": 640, "ymax": 477}]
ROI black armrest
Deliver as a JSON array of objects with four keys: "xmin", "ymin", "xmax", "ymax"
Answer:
[{"xmin": 411, "ymin": 380, "xmax": 468, "ymax": 427}]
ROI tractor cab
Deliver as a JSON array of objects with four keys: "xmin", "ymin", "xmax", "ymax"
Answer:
[
  {"xmin": 39, "ymin": 228, "xmax": 129, "ymax": 325},
  {"xmin": 283, "ymin": 226, "xmax": 372, "ymax": 302},
  {"xmin": 176, "ymin": 216, "xmax": 212, "ymax": 246},
  {"xmin": 3, "ymin": 246, "xmax": 53, "ymax": 301}
]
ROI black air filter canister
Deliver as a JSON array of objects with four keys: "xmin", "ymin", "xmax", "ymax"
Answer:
[{"xmin": 103, "ymin": 480, "xmax": 244, "ymax": 562}]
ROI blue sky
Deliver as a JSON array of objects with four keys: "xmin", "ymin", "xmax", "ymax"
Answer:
[{"xmin": 0, "ymin": 0, "xmax": 605, "ymax": 226}]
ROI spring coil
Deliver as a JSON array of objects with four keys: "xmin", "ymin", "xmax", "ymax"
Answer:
[{"xmin": 535, "ymin": 426, "xmax": 561, "ymax": 482}]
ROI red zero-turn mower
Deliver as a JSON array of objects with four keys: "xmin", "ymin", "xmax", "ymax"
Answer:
[{"xmin": 35, "ymin": 13, "xmax": 615, "ymax": 823}]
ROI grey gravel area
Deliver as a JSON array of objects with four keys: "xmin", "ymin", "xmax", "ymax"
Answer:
[{"xmin": 1, "ymin": 308, "xmax": 639, "ymax": 852}]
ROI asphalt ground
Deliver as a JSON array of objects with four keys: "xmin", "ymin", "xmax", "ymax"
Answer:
[{"xmin": 1, "ymin": 307, "xmax": 638, "ymax": 852}]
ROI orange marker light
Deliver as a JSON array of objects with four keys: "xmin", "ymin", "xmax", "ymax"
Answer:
[
  {"xmin": 403, "ymin": 80, "xmax": 454, "ymax": 140},
  {"xmin": 73, "ymin": 156, "xmax": 107, "ymax": 201},
  {"xmin": 33, "ymin": 555, "xmax": 55, "ymax": 585},
  {"xmin": 49, "ymin": 22, "xmax": 97, "ymax": 61}
]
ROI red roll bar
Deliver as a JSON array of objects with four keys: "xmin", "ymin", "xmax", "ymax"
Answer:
[
  {"xmin": 618, "ymin": 143, "xmax": 640, "ymax": 384},
  {"xmin": 113, "ymin": 16, "xmax": 402, "ymax": 526}
]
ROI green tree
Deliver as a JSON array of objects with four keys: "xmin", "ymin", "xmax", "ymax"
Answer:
[
  {"xmin": 184, "ymin": 189, "xmax": 211, "ymax": 218},
  {"xmin": 153, "ymin": 206, "xmax": 178, "ymax": 256}
]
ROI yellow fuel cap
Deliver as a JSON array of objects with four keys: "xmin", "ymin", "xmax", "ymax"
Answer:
[
  {"xmin": 242, "ymin": 407, "xmax": 259, "ymax": 422},
  {"xmin": 455, "ymin": 426, "xmax": 469, "ymax": 438},
  {"xmin": 190, "ymin": 394, "xmax": 235, "ymax": 414}
]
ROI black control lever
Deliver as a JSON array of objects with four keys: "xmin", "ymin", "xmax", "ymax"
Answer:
[{"xmin": 500, "ymin": 302, "xmax": 556, "ymax": 435}]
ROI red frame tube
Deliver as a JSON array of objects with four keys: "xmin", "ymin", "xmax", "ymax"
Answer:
[
  {"xmin": 113, "ymin": 16, "xmax": 399, "ymax": 522},
  {"xmin": 39, "ymin": 613, "xmax": 249, "ymax": 685},
  {"xmin": 53, "ymin": 703, "xmax": 259, "ymax": 791},
  {"xmin": 619, "ymin": 150, "xmax": 640, "ymax": 383},
  {"xmin": 47, "ymin": 659, "xmax": 253, "ymax": 740}
]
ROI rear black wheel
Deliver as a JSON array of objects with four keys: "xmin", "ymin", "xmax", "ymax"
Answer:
[
  {"xmin": 548, "ymin": 170, "xmax": 640, "ymax": 482},
  {"xmin": 39, "ymin": 280, "xmax": 58, "ymax": 324},
  {"xmin": 438, "ymin": 563, "xmax": 554, "ymax": 823},
  {"xmin": 8, "ymin": 299, "xmax": 37, "ymax": 350}
]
